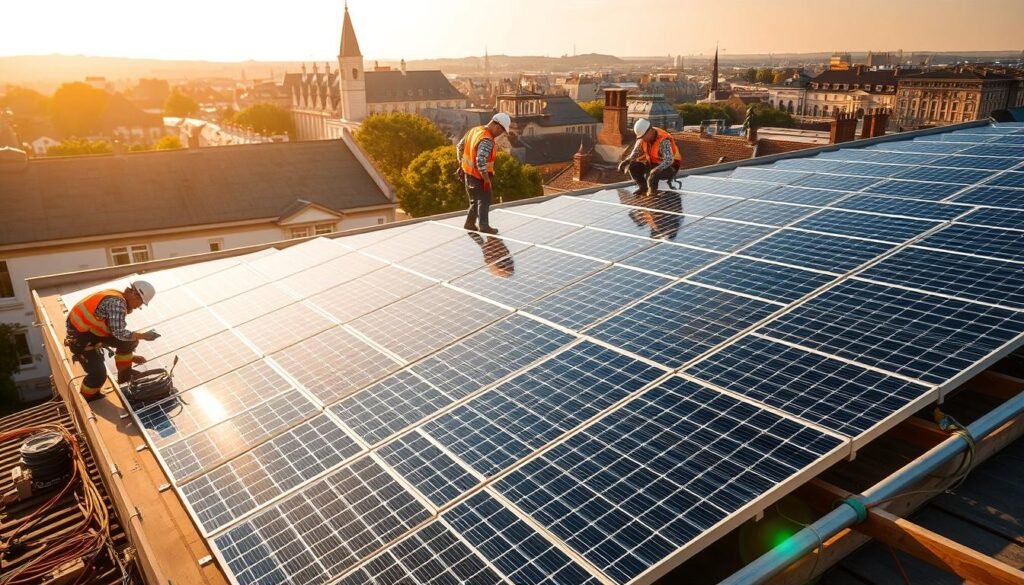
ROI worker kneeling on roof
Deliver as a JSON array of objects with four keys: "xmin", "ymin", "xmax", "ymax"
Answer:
[
  {"xmin": 618, "ymin": 118, "xmax": 682, "ymax": 196},
  {"xmin": 65, "ymin": 281, "xmax": 161, "ymax": 401}
]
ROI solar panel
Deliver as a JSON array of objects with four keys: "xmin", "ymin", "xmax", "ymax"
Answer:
[
  {"xmin": 278, "ymin": 253, "xmax": 386, "ymax": 298},
  {"xmin": 957, "ymin": 207, "xmax": 1024, "ymax": 230},
  {"xmin": 497, "ymin": 217, "xmax": 582, "ymax": 244},
  {"xmin": 208, "ymin": 284, "xmax": 298, "ymax": 328},
  {"xmin": 308, "ymin": 266, "xmax": 433, "ymax": 323},
  {"xmin": 143, "ymin": 330, "xmax": 260, "ymax": 393},
  {"xmin": 688, "ymin": 257, "xmax": 835, "ymax": 303},
  {"xmin": 959, "ymin": 144, "xmax": 1024, "ymax": 158},
  {"xmin": 950, "ymin": 185, "xmax": 1024, "ymax": 208},
  {"xmin": 188, "ymin": 264, "xmax": 270, "ymax": 305},
  {"xmin": 750, "ymin": 185, "xmax": 847, "ymax": 206},
  {"xmin": 139, "ymin": 308, "xmax": 227, "ymax": 360},
  {"xmin": 708, "ymin": 200, "xmax": 817, "ymax": 226},
  {"xmin": 863, "ymin": 179, "xmax": 967, "ymax": 200},
  {"xmin": 827, "ymin": 162, "xmax": 908, "ymax": 178},
  {"xmin": 524, "ymin": 266, "xmax": 671, "ymax": 330},
  {"xmin": 741, "ymin": 229, "xmax": 894, "ymax": 273},
  {"xmin": 728, "ymin": 167, "xmax": 813, "ymax": 184},
  {"xmin": 928, "ymin": 155, "xmax": 1021, "ymax": 170},
  {"xmin": 833, "ymin": 195, "xmax": 968, "ymax": 220},
  {"xmin": 792, "ymin": 209, "xmax": 940, "ymax": 243},
  {"xmin": 548, "ymin": 228, "xmax": 654, "ymax": 261},
  {"xmin": 397, "ymin": 232, "xmax": 531, "ymax": 281},
  {"xmin": 234, "ymin": 302, "xmax": 335, "ymax": 355},
  {"xmin": 589, "ymin": 208, "xmax": 696, "ymax": 240},
  {"xmin": 360, "ymin": 223, "xmax": 466, "ymax": 263},
  {"xmin": 895, "ymin": 166, "xmax": 995, "ymax": 184},
  {"xmin": 377, "ymin": 430, "xmax": 480, "ymax": 507},
  {"xmin": 988, "ymin": 171, "xmax": 1024, "ymax": 189},
  {"xmin": 451, "ymin": 247, "xmax": 606, "ymax": 308},
  {"xmin": 671, "ymin": 219, "xmax": 774, "ymax": 252},
  {"xmin": 618, "ymin": 242, "xmax": 722, "ymax": 277},
  {"xmin": 514, "ymin": 197, "xmax": 626, "ymax": 225},
  {"xmin": 917, "ymin": 223, "xmax": 1024, "ymax": 262},
  {"xmin": 674, "ymin": 176, "xmax": 778, "ymax": 198},
  {"xmin": 128, "ymin": 285, "xmax": 202, "ymax": 330},
  {"xmin": 793, "ymin": 174, "xmax": 879, "ymax": 191}
]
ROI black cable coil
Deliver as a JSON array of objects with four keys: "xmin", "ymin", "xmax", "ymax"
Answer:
[
  {"xmin": 125, "ymin": 368, "xmax": 176, "ymax": 406},
  {"xmin": 20, "ymin": 431, "xmax": 71, "ymax": 489}
]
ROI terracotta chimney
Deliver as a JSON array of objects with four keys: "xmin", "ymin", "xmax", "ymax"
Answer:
[
  {"xmin": 598, "ymin": 88, "xmax": 631, "ymax": 147},
  {"xmin": 871, "ymin": 109, "xmax": 890, "ymax": 138},
  {"xmin": 573, "ymin": 141, "xmax": 591, "ymax": 181},
  {"xmin": 860, "ymin": 111, "xmax": 874, "ymax": 140},
  {"xmin": 829, "ymin": 112, "xmax": 857, "ymax": 144}
]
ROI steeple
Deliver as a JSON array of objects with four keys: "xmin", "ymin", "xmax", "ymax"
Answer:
[
  {"xmin": 710, "ymin": 44, "xmax": 719, "ymax": 94},
  {"xmin": 339, "ymin": 2, "xmax": 362, "ymax": 59}
]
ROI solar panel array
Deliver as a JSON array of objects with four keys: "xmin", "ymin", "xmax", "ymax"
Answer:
[{"xmin": 62, "ymin": 121, "xmax": 1024, "ymax": 585}]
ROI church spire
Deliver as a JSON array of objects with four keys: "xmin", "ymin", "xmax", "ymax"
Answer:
[
  {"xmin": 710, "ymin": 43, "xmax": 719, "ymax": 94},
  {"xmin": 339, "ymin": 2, "xmax": 362, "ymax": 58}
]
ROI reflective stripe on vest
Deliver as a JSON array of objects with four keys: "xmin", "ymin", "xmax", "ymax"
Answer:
[
  {"xmin": 641, "ymin": 128, "xmax": 682, "ymax": 166},
  {"xmin": 461, "ymin": 126, "xmax": 496, "ymax": 179},
  {"xmin": 68, "ymin": 290, "xmax": 123, "ymax": 337}
]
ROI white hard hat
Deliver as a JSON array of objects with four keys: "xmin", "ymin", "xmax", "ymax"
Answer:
[
  {"xmin": 131, "ymin": 280, "xmax": 156, "ymax": 305},
  {"xmin": 491, "ymin": 112, "xmax": 512, "ymax": 134},
  {"xmin": 633, "ymin": 118, "xmax": 652, "ymax": 138}
]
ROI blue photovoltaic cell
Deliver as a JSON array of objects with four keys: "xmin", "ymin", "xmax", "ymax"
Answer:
[
  {"xmin": 589, "ymin": 282, "xmax": 779, "ymax": 368},
  {"xmin": 858, "ymin": 247, "xmax": 1024, "ymax": 310},
  {"xmin": 686, "ymin": 335, "xmax": 932, "ymax": 437},
  {"xmin": 548, "ymin": 228, "xmax": 653, "ymax": 262},
  {"xmin": 334, "ymin": 315, "xmax": 573, "ymax": 445},
  {"xmin": 988, "ymin": 172, "xmax": 1024, "ymax": 189},
  {"xmin": 752, "ymin": 186, "xmax": 847, "ymax": 206},
  {"xmin": 674, "ymin": 176, "xmax": 778, "ymax": 198},
  {"xmin": 842, "ymin": 152, "xmax": 940, "ymax": 166},
  {"xmin": 689, "ymin": 257, "xmax": 834, "ymax": 303},
  {"xmin": 928, "ymin": 155, "xmax": 1021, "ymax": 170},
  {"xmin": 180, "ymin": 414, "xmax": 362, "ymax": 533},
  {"xmin": 760, "ymin": 279, "xmax": 1024, "ymax": 385},
  {"xmin": 377, "ymin": 430, "xmax": 479, "ymax": 507},
  {"xmin": 160, "ymin": 390, "xmax": 318, "ymax": 483},
  {"xmin": 793, "ymin": 209, "xmax": 938, "ymax": 243},
  {"xmin": 960, "ymin": 145, "xmax": 1024, "ymax": 158},
  {"xmin": 958, "ymin": 207, "xmax": 1024, "ymax": 230},
  {"xmin": 741, "ymin": 229, "xmax": 893, "ymax": 273},
  {"xmin": 793, "ymin": 174, "xmax": 879, "ymax": 191},
  {"xmin": 671, "ymin": 219, "xmax": 774, "ymax": 252},
  {"xmin": 767, "ymin": 158, "xmax": 843, "ymax": 172},
  {"xmin": 338, "ymin": 521, "xmax": 503, "ymax": 585},
  {"xmin": 951, "ymin": 185, "xmax": 1024, "ymax": 209},
  {"xmin": 589, "ymin": 206, "xmax": 694, "ymax": 240},
  {"xmin": 709, "ymin": 200, "xmax": 816, "ymax": 226},
  {"xmin": 396, "ymin": 232, "xmax": 531, "ymax": 282},
  {"xmin": 452, "ymin": 247, "xmax": 606, "ymax": 308},
  {"xmin": 868, "ymin": 140, "xmax": 965, "ymax": 154},
  {"xmin": 613, "ymin": 191, "xmax": 692, "ymax": 214},
  {"xmin": 499, "ymin": 218, "xmax": 582, "ymax": 245},
  {"xmin": 917, "ymin": 223, "xmax": 1024, "ymax": 262},
  {"xmin": 833, "ymin": 195, "xmax": 968, "ymax": 220},
  {"xmin": 523, "ymin": 267, "xmax": 668, "ymax": 330},
  {"xmin": 863, "ymin": 179, "xmax": 967, "ymax": 201},
  {"xmin": 618, "ymin": 242, "xmax": 722, "ymax": 277},
  {"xmin": 308, "ymin": 265, "xmax": 433, "ymax": 324},
  {"xmin": 816, "ymin": 149, "xmax": 881, "ymax": 162},
  {"xmin": 894, "ymin": 166, "xmax": 994, "ymax": 184},
  {"xmin": 829, "ymin": 162, "xmax": 908, "ymax": 178},
  {"xmin": 425, "ymin": 341, "xmax": 664, "ymax": 476},
  {"xmin": 496, "ymin": 377, "xmax": 843, "ymax": 584},
  {"xmin": 528, "ymin": 199, "xmax": 624, "ymax": 225},
  {"xmin": 677, "ymin": 192, "xmax": 745, "ymax": 216},
  {"xmin": 213, "ymin": 457, "xmax": 431, "ymax": 585},
  {"xmin": 445, "ymin": 491, "xmax": 601, "ymax": 585},
  {"xmin": 728, "ymin": 167, "xmax": 813, "ymax": 184}
]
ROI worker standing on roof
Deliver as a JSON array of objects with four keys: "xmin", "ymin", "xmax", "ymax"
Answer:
[
  {"xmin": 64, "ymin": 281, "xmax": 161, "ymax": 401},
  {"xmin": 456, "ymin": 112, "xmax": 512, "ymax": 235},
  {"xmin": 617, "ymin": 118, "xmax": 682, "ymax": 196}
]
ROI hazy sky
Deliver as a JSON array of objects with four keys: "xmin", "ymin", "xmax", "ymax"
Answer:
[{"xmin": 3, "ymin": 0, "xmax": 1021, "ymax": 62}]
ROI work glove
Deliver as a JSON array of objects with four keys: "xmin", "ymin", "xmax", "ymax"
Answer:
[
  {"xmin": 138, "ymin": 330, "xmax": 161, "ymax": 341},
  {"xmin": 617, "ymin": 160, "xmax": 629, "ymax": 174},
  {"xmin": 132, "ymin": 355, "xmax": 147, "ymax": 365}
]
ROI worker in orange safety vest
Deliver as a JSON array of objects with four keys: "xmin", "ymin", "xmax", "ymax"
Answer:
[
  {"xmin": 617, "ymin": 118, "xmax": 682, "ymax": 196},
  {"xmin": 456, "ymin": 112, "xmax": 512, "ymax": 234}
]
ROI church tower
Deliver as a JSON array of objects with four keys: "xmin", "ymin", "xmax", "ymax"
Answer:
[{"xmin": 338, "ymin": 2, "xmax": 367, "ymax": 122}]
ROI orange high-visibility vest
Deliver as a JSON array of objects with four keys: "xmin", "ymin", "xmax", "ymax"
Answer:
[
  {"xmin": 640, "ymin": 128, "xmax": 682, "ymax": 167},
  {"xmin": 68, "ymin": 290, "xmax": 123, "ymax": 337},
  {"xmin": 461, "ymin": 126, "xmax": 496, "ymax": 180}
]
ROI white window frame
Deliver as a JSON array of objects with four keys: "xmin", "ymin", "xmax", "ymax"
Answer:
[
  {"xmin": 13, "ymin": 330, "xmax": 34, "ymax": 368},
  {"xmin": 313, "ymin": 223, "xmax": 336, "ymax": 236},
  {"xmin": 289, "ymin": 226, "xmax": 312, "ymax": 239},
  {"xmin": 109, "ymin": 244, "xmax": 152, "ymax": 266}
]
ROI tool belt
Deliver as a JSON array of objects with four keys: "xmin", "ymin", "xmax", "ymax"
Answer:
[{"xmin": 64, "ymin": 332, "xmax": 107, "ymax": 362}]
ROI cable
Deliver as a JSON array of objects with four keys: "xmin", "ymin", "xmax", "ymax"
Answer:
[
  {"xmin": 776, "ymin": 500, "xmax": 824, "ymax": 583},
  {"xmin": 886, "ymin": 545, "xmax": 913, "ymax": 585}
]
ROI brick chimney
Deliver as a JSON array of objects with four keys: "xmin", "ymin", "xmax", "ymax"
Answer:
[
  {"xmin": 829, "ymin": 112, "xmax": 858, "ymax": 144},
  {"xmin": 860, "ymin": 112, "xmax": 874, "ymax": 140},
  {"xmin": 573, "ymin": 141, "xmax": 591, "ymax": 181},
  {"xmin": 598, "ymin": 88, "xmax": 631, "ymax": 146},
  {"xmin": 871, "ymin": 109, "xmax": 889, "ymax": 138}
]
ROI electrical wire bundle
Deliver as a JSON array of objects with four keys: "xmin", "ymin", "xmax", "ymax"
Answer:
[{"xmin": 0, "ymin": 423, "xmax": 114, "ymax": 585}]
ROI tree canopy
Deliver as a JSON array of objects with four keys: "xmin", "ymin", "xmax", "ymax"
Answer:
[
  {"xmin": 46, "ymin": 138, "xmax": 112, "ymax": 156},
  {"xmin": 755, "ymin": 68, "xmax": 775, "ymax": 84},
  {"xmin": 354, "ymin": 112, "xmax": 449, "ymax": 185},
  {"xmin": 491, "ymin": 152, "xmax": 543, "ymax": 204},
  {"xmin": 0, "ymin": 86, "xmax": 52, "ymax": 141},
  {"xmin": 163, "ymin": 90, "xmax": 199, "ymax": 117},
  {"xmin": 0, "ymin": 323, "xmax": 23, "ymax": 415},
  {"xmin": 231, "ymin": 103, "xmax": 294, "ymax": 138},
  {"xmin": 674, "ymin": 102, "xmax": 737, "ymax": 125},
  {"xmin": 749, "ymin": 103, "xmax": 796, "ymax": 129},
  {"xmin": 578, "ymin": 100, "xmax": 604, "ymax": 121},
  {"xmin": 51, "ymin": 82, "xmax": 109, "ymax": 137},
  {"xmin": 741, "ymin": 68, "xmax": 758, "ymax": 83}
]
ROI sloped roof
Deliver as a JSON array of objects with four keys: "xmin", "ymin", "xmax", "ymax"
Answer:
[
  {"xmin": 512, "ymin": 133, "xmax": 595, "ymax": 165},
  {"xmin": 365, "ymin": 70, "xmax": 466, "ymax": 103},
  {"xmin": 534, "ymin": 96, "xmax": 600, "ymax": 127},
  {"xmin": 0, "ymin": 140, "xmax": 393, "ymax": 246},
  {"xmin": 810, "ymin": 68, "xmax": 897, "ymax": 92}
]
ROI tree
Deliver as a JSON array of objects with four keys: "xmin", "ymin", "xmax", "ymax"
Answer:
[
  {"xmin": 154, "ymin": 135, "xmax": 183, "ymax": 150},
  {"xmin": 492, "ymin": 152, "xmax": 542, "ymax": 203},
  {"xmin": 163, "ymin": 90, "xmax": 199, "ymax": 117},
  {"xmin": 578, "ymin": 100, "xmax": 604, "ymax": 121},
  {"xmin": 46, "ymin": 138, "xmax": 112, "ymax": 156},
  {"xmin": 0, "ymin": 323, "xmax": 22, "ymax": 415},
  {"xmin": 772, "ymin": 71, "xmax": 788, "ymax": 84},
  {"xmin": 0, "ymin": 86, "xmax": 53, "ymax": 141},
  {"xmin": 750, "ymin": 103, "xmax": 796, "ymax": 129},
  {"xmin": 755, "ymin": 68, "xmax": 775, "ymax": 84},
  {"xmin": 50, "ymin": 82, "xmax": 109, "ymax": 137},
  {"xmin": 354, "ymin": 112, "xmax": 449, "ymax": 185},
  {"xmin": 675, "ymin": 103, "xmax": 737, "ymax": 125},
  {"xmin": 231, "ymin": 103, "xmax": 295, "ymax": 138},
  {"xmin": 742, "ymin": 68, "xmax": 758, "ymax": 83},
  {"xmin": 397, "ymin": 146, "xmax": 466, "ymax": 218}
]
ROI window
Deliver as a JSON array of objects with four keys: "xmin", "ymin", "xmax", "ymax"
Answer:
[
  {"xmin": 0, "ymin": 261, "xmax": 13, "ymax": 298},
  {"xmin": 109, "ymin": 244, "xmax": 151, "ymax": 266},
  {"xmin": 313, "ymin": 223, "xmax": 335, "ymax": 235},
  {"xmin": 290, "ymin": 226, "xmax": 311, "ymax": 239},
  {"xmin": 14, "ymin": 331, "xmax": 33, "ymax": 367},
  {"xmin": 377, "ymin": 217, "xmax": 386, "ymax": 225},
  {"xmin": 208, "ymin": 239, "xmax": 224, "ymax": 252}
]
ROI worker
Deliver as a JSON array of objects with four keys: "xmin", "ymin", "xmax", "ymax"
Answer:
[
  {"xmin": 456, "ymin": 112, "xmax": 512, "ymax": 235},
  {"xmin": 617, "ymin": 118, "xmax": 682, "ymax": 196},
  {"xmin": 64, "ymin": 281, "xmax": 160, "ymax": 400}
]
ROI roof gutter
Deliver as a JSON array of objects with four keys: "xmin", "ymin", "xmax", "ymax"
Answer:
[{"xmin": 720, "ymin": 389, "xmax": 1024, "ymax": 585}]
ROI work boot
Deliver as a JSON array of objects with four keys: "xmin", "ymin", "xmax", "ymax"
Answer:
[
  {"xmin": 116, "ymin": 368, "xmax": 139, "ymax": 385},
  {"xmin": 479, "ymin": 225, "xmax": 499, "ymax": 235},
  {"xmin": 631, "ymin": 187, "xmax": 648, "ymax": 196},
  {"xmin": 464, "ymin": 219, "xmax": 479, "ymax": 231}
]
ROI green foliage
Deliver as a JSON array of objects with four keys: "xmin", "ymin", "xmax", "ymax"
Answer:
[
  {"xmin": 750, "ymin": 103, "xmax": 796, "ymax": 129},
  {"xmin": 154, "ymin": 135, "xmax": 183, "ymax": 150},
  {"xmin": 163, "ymin": 90, "xmax": 199, "ymax": 117},
  {"xmin": 492, "ymin": 152, "xmax": 542, "ymax": 203},
  {"xmin": 772, "ymin": 71, "xmax": 788, "ymax": 84},
  {"xmin": 578, "ymin": 100, "xmax": 604, "ymax": 121},
  {"xmin": 755, "ymin": 68, "xmax": 775, "ymax": 84},
  {"xmin": 51, "ymin": 82, "xmax": 109, "ymax": 136},
  {"xmin": 0, "ymin": 86, "xmax": 52, "ymax": 141},
  {"xmin": 46, "ymin": 138, "xmax": 112, "ymax": 156},
  {"xmin": 231, "ymin": 103, "xmax": 295, "ymax": 138},
  {"xmin": 354, "ymin": 112, "xmax": 449, "ymax": 185},
  {"xmin": 0, "ymin": 323, "xmax": 22, "ymax": 415},
  {"xmin": 675, "ymin": 102, "xmax": 737, "ymax": 125},
  {"xmin": 397, "ymin": 146, "xmax": 466, "ymax": 218},
  {"xmin": 741, "ymin": 68, "xmax": 758, "ymax": 83}
]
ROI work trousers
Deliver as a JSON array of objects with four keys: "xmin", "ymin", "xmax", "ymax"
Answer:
[
  {"xmin": 627, "ymin": 162, "xmax": 679, "ymax": 193},
  {"xmin": 465, "ymin": 175, "xmax": 493, "ymax": 228},
  {"xmin": 66, "ymin": 326, "xmax": 138, "ymax": 391}
]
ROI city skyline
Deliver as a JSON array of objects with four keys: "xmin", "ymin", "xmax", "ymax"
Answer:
[{"xmin": 2, "ymin": 0, "xmax": 1021, "ymax": 63}]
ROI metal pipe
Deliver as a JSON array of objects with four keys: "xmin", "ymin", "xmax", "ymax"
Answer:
[{"xmin": 720, "ymin": 390, "xmax": 1024, "ymax": 585}]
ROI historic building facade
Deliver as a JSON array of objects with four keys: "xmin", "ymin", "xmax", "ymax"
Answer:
[{"xmin": 894, "ymin": 69, "xmax": 1024, "ymax": 129}]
